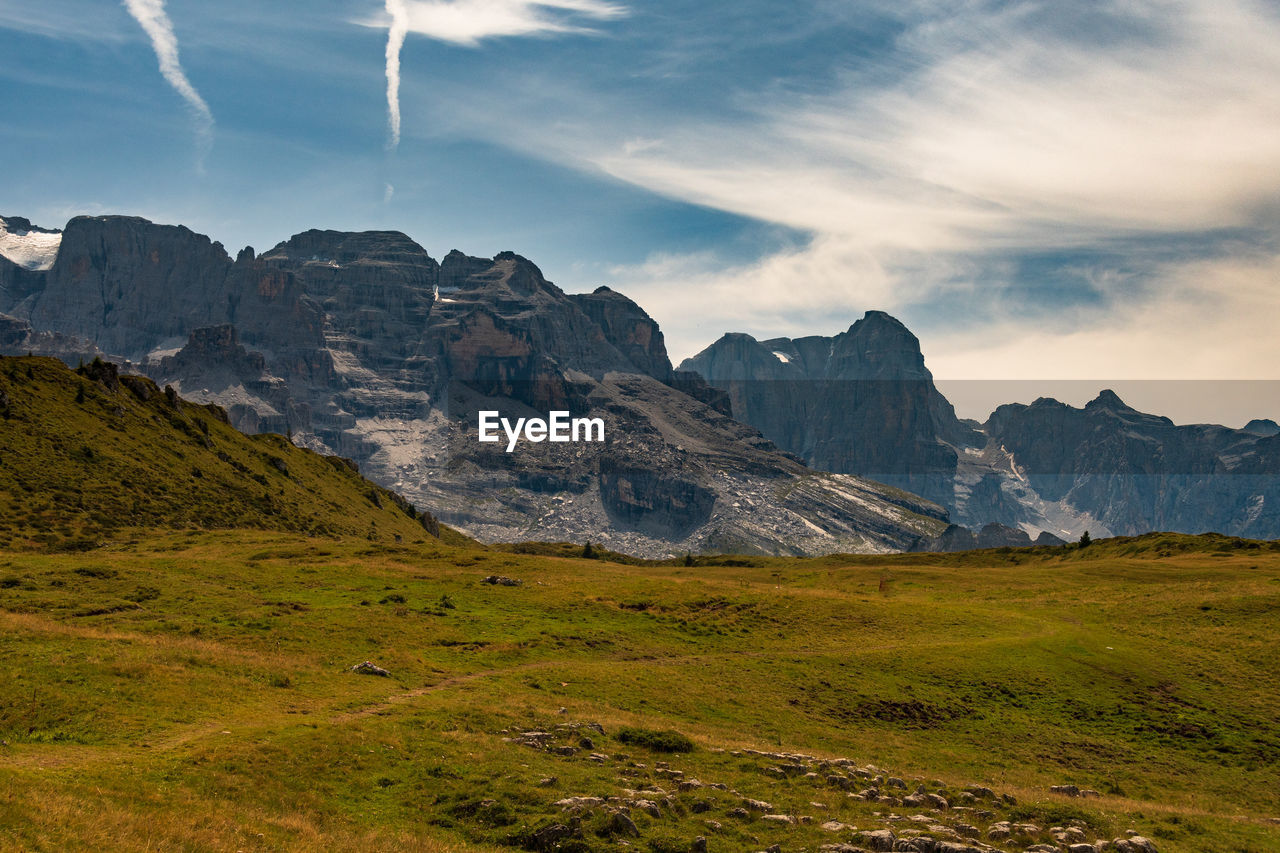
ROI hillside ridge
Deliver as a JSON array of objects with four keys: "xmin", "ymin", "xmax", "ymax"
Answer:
[{"xmin": 0, "ymin": 355, "xmax": 446, "ymax": 549}]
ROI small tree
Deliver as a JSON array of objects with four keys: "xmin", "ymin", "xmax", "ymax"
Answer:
[
  {"xmin": 1079, "ymin": 530, "xmax": 1092, "ymax": 548},
  {"xmin": 683, "ymin": 552, "xmax": 694, "ymax": 567},
  {"xmin": 75, "ymin": 383, "xmax": 86, "ymax": 404},
  {"xmin": 581, "ymin": 542, "xmax": 596, "ymax": 559}
]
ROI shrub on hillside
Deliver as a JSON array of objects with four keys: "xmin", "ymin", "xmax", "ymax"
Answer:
[{"xmin": 615, "ymin": 727, "xmax": 694, "ymax": 753}]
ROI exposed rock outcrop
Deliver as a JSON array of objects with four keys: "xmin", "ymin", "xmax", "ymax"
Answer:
[
  {"xmin": 679, "ymin": 312, "xmax": 981, "ymax": 508},
  {"xmin": 598, "ymin": 456, "xmax": 716, "ymax": 538},
  {"xmin": 682, "ymin": 323, "xmax": 1280, "ymax": 542},
  {"xmin": 568, "ymin": 286, "xmax": 672, "ymax": 381},
  {"xmin": 0, "ymin": 214, "xmax": 949, "ymax": 556},
  {"xmin": 985, "ymin": 391, "xmax": 1280, "ymax": 539},
  {"xmin": 1243, "ymin": 418, "xmax": 1280, "ymax": 437}
]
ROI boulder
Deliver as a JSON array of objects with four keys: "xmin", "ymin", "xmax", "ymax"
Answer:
[
  {"xmin": 349, "ymin": 661, "xmax": 390, "ymax": 677},
  {"xmin": 853, "ymin": 829, "xmax": 895, "ymax": 851},
  {"xmin": 605, "ymin": 809, "xmax": 639, "ymax": 837}
]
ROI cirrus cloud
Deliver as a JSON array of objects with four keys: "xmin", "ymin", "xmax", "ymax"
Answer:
[
  {"xmin": 556, "ymin": 0, "xmax": 1280, "ymax": 394},
  {"xmin": 121, "ymin": 0, "xmax": 213, "ymax": 165},
  {"xmin": 372, "ymin": 0, "xmax": 627, "ymax": 150}
]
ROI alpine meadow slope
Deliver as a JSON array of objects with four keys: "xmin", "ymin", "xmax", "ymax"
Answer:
[
  {"xmin": 0, "ymin": 355, "xmax": 444, "ymax": 549},
  {"xmin": 2, "ymin": 339, "xmax": 1279, "ymax": 852},
  {"xmin": 2, "ymin": 526, "xmax": 1279, "ymax": 852}
]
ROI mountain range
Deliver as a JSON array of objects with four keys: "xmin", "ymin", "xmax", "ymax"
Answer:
[
  {"xmin": 682, "ymin": 326, "xmax": 1280, "ymax": 542},
  {"xmin": 0, "ymin": 214, "xmax": 947, "ymax": 557},
  {"xmin": 3, "ymin": 213, "xmax": 1277, "ymax": 552}
]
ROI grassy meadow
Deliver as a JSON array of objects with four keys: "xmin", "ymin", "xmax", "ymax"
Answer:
[{"xmin": 1, "ymin": 532, "xmax": 1278, "ymax": 852}]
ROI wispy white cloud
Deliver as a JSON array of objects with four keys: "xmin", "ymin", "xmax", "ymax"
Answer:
[
  {"xmin": 384, "ymin": 0, "xmax": 410, "ymax": 150},
  {"xmin": 373, "ymin": 0, "xmax": 626, "ymax": 149},
  {"xmin": 592, "ymin": 2, "xmax": 1280, "ymax": 248},
  {"xmin": 529, "ymin": 0, "xmax": 1280, "ymax": 382},
  {"xmin": 928, "ymin": 249, "xmax": 1280, "ymax": 423},
  {"xmin": 385, "ymin": 0, "xmax": 627, "ymax": 48},
  {"xmin": 121, "ymin": 0, "xmax": 213, "ymax": 165},
  {"xmin": 0, "ymin": 5, "xmax": 131, "ymax": 42}
]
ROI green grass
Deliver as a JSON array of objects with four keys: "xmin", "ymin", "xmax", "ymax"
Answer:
[
  {"xmin": 2, "ymin": 355, "xmax": 1278, "ymax": 850},
  {"xmin": 0, "ymin": 356, "xmax": 447, "ymax": 549},
  {"xmin": 615, "ymin": 727, "xmax": 696, "ymax": 753},
  {"xmin": 1, "ymin": 531, "xmax": 1278, "ymax": 851}
]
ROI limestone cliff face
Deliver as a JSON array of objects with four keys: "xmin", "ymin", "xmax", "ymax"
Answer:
[
  {"xmin": 427, "ymin": 252, "xmax": 634, "ymax": 389},
  {"xmin": 0, "ymin": 214, "xmax": 949, "ymax": 556},
  {"xmin": 680, "ymin": 320, "xmax": 1280, "ymax": 541},
  {"xmin": 984, "ymin": 391, "xmax": 1280, "ymax": 539},
  {"xmin": 258, "ymin": 229, "xmax": 436, "ymax": 357},
  {"xmin": 567, "ymin": 286, "xmax": 673, "ymax": 382},
  {"xmin": 156, "ymin": 325, "xmax": 301, "ymax": 436},
  {"xmin": 0, "ymin": 253, "xmax": 46, "ymax": 308},
  {"xmin": 679, "ymin": 312, "xmax": 977, "ymax": 508},
  {"xmin": 26, "ymin": 216, "xmax": 233, "ymax": 357}
]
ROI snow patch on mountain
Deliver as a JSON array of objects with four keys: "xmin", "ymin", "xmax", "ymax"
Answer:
[{"xmin": 0, "ymin": 217, "xmax": 62, "ymax": 271}]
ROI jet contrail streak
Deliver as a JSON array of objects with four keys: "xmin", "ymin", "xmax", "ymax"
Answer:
[
  {"xmin": 385, "ymin": 0, "xmax": 410, "ymax": 150},
  {"xmin": 122, "ymin": 0, "xmax": 214, "ymax": 161}
]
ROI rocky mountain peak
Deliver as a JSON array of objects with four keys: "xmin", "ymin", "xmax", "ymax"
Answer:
[
  {"xmin": 1243, "ymin": 418, "xmax": 1280, "ymax": 436},
  {"xmin": 263, "ymin": 229, "xmax": 430, "ymax": 265},
  {"xmin": 567, "ymin": 285, "xmax": 673, "ymax": 381},
  {"xmin": 1085, "ymin": 388, "xmax": 1129, "ymax": 411},
  {"xmin": 490, "ymin": 252, "xmax": 552, "ymax": 296},
  {"xmin": 438, "ymin": 250, "xmax": 554, "ymax": 297},
  {"xmin": 680, "ymin": 332, "xmax": 799, "ymax": 382},
  {"xmin": 680, "ymin": 310, "xmax": 973, "ymax": 508},
  {"xmin": 438, "ymin": 250, "xmax": 492, "ymax": 292},
  {"xmin": 859, "ymin": 308, "xmax": 907, "ymax": 327},
  {"xmin": 0, "ymin": 215, "xmax": 59, "ymax": 236},
  {"xmin": 0, "ymin": 212, "xmax": 959, "ymax": 556},
  {"xmin": 832, "ymin": 310, "xmax": 930, "ymax": 381},
  {"xmin": 18, "ymin": 215, "xmax": 234, "ymax": 358},
  {"xmin": 1082, "ymin": 389, "xmax": 1174, "ymax": 428}
]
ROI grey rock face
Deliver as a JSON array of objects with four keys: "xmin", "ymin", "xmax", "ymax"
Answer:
[
  {"xmin": 985, "ymin": 391, "xmax": 1280, "ymax": 539},
  {"xmin": 975, "ymin": 522, "xmax": 1033, "ymax": 549},
  {"xmin": 683, "ymin": 320, "xmax": 1280, "ymax": 542},
  {"xmin": 568, "ymin": 286, "xmax": 673, "ymax": 381},
  {"xmin": 678, "ymin": 312, "xmax": 979, "ymax": 508},
  {"xmin": 1243, "ymin": 418, "xmax": 1280, "ymax": 437},
  {"xmin": 598, "ymin": 456, "xmax": 717, "ymax": 538},
  {"xmin": 1, "ymin": 214, "xmax": 949, "ymax": 557},
  {"xmin": 0, "ymin": 250, "xmax": 47, "ymax": 306},
  {"xmin": 853, "ymin": 828, "xmax": 895, "ymax": 851},
  {"xmin": 26, "ymin": 216, "xmax": 233, "ymax": 357},
  {"xmin": 156, "ymin": 324, "xmax": 301, "ymax": 435}
]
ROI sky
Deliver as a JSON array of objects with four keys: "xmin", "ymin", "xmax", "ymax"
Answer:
[{"xmin": 2, "ymin": 0, "xmax": 1279, "ymax": 425}]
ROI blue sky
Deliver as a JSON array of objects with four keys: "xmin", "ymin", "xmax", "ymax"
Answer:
[{"xmin": 2, "ymin": 0, "xmax": 1279, "ymax": 424}]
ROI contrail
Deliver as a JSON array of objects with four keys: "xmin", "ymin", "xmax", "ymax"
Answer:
[
  {"xmin": 385, "ymin": 0, "xmax": 410, "ymax": 150},
  {"xmin": 122, "ymin": 0, "xmax": 214, "ymax": 162}
]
